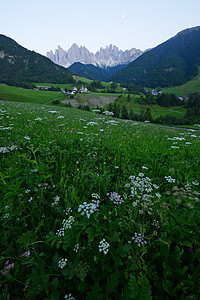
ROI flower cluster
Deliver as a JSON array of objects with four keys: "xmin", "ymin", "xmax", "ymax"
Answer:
[
  {"xmin": 78, "ymin": 202, "xmax": 98, "ymax": 218},
  {"xmin": 132, "ymin": 233, "xmax": 147, "ymax": 247},
  {"xmin": 108, "ymin": 192, "xmax": 124, "ymax": 206},
  {"xmin": 165, "ymin": 176, "xmax": 176, "ymax": 183},
  {"xmin": 98, "ymin": 239, "xmax": 110, "ymax": 255},
  {"xmin": 62, "ymin": 216, "xmax": 75, "ymax": 229},
  {"xmin": 129, "ymin": 173, "xmax": 159, "ymax": 196},
  {"xmin": 1, "ymin": 260, "xmax": 14, "ymax": 276},
  {"xmin": 0, "ymin": 145, "xmax": 17, "ymax": 153},
  {"xmin": 64, "ymin": 294, "xmax": 75, "ymax": 300},
  {"xmin": 51, "ymin": 195, "xmax": 60, "ymax": 207},
  {"xmin": 58, "ymin": 258, "xmax": 68, "ymax": 269},
  {"xmin": 128, "ymin": 172, "xmax": 160, "ymax": 215},
  {"xmin": 103, "ymin": 110, "xmax": 114, "ymax": 116},
  {"xmin": 56, "ymin": 228, "xmax": 65, "ymax": 237}
]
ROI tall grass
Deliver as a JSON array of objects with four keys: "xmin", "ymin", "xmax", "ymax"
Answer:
[{"xmin": 0, "ymin": 100, "xmax": 199, "ymax": 299}]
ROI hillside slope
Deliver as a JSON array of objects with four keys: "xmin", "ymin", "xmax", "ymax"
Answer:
[
  {"xmin": 68, "ymin": 62, "xmax": 126, "ymax": 81},
  {"xmin": 0, "ymin": 35, "xmax": 73, "ymax": 83},
  {"xmin": 111, "ymin": 26, "xmax": 200, "ymax": 88}
]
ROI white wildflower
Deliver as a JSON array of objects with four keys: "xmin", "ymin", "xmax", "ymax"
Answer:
[
  {"xmin": 98, "ymin": 239, "xmax": 110, "ymax": 255},
  {"xmin": 58, "ymin": 258, "xmax": 68, "ymax": 269}
]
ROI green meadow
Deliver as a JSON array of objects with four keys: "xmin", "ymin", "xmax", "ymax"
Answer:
[
  {"xmin": 164, "ymin": 67, "xmax": 200, "ymax": 96},
  {"xmin": 0, "ymin": 100, "xmax": 199, "ymax": 299},
  {"xmin": 0, "ymin": 85, "xmax": 187, "ymax": 121},
  {"xmin": 0, "ymin": 85, "xmax": 67, "ymax": 104}
]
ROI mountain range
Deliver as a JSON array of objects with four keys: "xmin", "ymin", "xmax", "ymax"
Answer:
[
  {"xmin": 1, "ymin": 26, "xmax": 200, "ymax": 88},
  {"xmin": 47, "ymin": 44, "xmax": 144, "ymax": 68},
  {"xmin": 0, "ymin": 34, "xmax": 73, "ymax": 83}
]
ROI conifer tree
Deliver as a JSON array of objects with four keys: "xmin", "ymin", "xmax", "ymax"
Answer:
[
  {"xmin": 144, "ymin": 108, "xmax": 153, "ymax": 122},
  {"xmin": 121, "ymin": 105, "xmax": 129, "ymax": 119}
]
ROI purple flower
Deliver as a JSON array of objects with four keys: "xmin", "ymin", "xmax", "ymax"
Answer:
[
  {"xmin": 108, "ymin": 192, "xmax": 124, "ymax": 207},
  {"xmin": 1, "ymin": 260, "xmax": 15, "ymax": 276},
  {"xmin": 132, "ymin": 233, "xmax": 147, "ymax": 247},
  {"xmin": 21, "ymin": 250, "xmax": 31, "ymax": 257}
]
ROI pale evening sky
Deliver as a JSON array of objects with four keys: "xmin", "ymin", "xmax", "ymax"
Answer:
[{"xmin": 1, "ymin": 0, "xmax": 200, "ymax": 56}]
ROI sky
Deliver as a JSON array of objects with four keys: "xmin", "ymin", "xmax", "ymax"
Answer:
[{"xmin": 1, "ymin": 0, "xmax": 200, "ymax": 56}]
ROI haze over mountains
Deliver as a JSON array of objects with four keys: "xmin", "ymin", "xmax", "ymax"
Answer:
[{"xmin": 47, "ymin": 44, "xmax": 144, "ymax": 68}]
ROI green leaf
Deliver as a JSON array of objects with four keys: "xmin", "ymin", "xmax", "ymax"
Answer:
[
  {"xmin": 106, "ymin": 269, "xmax": 120, "ymax": 294},
  {"xmin": 162, "ymin": 279, "xmax": 175, "ymax": 296},
  {"xmin": 78, "ymin": 282, "xmax": 90, "ymax": 293},
  {"xmin": 51, "ymin": 278, "xmax": 59, "ymax": 290},
  {"xmin": 87, "ymin": 282, "xmax": 104, "ymax": 300}
]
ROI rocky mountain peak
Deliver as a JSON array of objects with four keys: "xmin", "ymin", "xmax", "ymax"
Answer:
[{"xmin": 47, "ymin": 43, "xmax": 145, "ymax": 68}]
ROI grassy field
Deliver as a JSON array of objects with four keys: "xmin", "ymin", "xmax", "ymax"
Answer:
[
  {"xmin": 0, "ymin": 100, "xmax": 199, "ymax": 299},
  {"xmin": 0, "ymin": 85, "xmax": 67, "ymax": 104},
  {"xmin": 164, "ymin": 67, "xmax": 200, "ymax": 96},
  {"xmin": 0, "ymin": 84, "xmax": 187, "ymax": 122},
  {"xmin": 113, "ymin": 94, "xmax": 186, "ymax": 118}
]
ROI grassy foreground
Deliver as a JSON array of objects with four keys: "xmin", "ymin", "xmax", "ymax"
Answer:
[{"xmin": 0, "ymin": 100, "xmax": 200, "ymax": 299}]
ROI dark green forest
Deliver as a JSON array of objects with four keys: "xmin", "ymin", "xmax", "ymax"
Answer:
[
  {"xmin": 111, "ymin": 27, "xmax": 200, "ymax": 88},
  {"xmin": 0, "ymin": 35, "xmax": 74, "ymax": 84}
]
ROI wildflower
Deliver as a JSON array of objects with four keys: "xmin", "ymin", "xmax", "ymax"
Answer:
[
  {"xmin": 0, "ymin": 147, "xmax": 9, "ymax": 153},
  {"xmin": 155, "ymin": 192, "xmax": 161, "ymax": 198},
  {"xmin": 51, "ymin": 195, "xmax": 60, "ymax": 207},
  {"xmin": 141, "ymin": 166, "xmax": 148, "ymax": 169},
  {"xmin": 28, "ymin": 197, "xmax": 33, "ymax": 202},
  {"xmin": 63, "ymin": 207, "xmax": 72, "ymax": 215},
  {"xmin": 1, "ymin": 260, "xmax": 14, "ymax": 276},
  {"xmin": 108, "ymin": 192, "xmax": 124, "ymax": 206},
  {"xmin": 78, "ymin": 202, "xmax": 97, "ymax": 218},
  {"xmin": 58, "ymin": 258, "xmax": 68, "ymax": 269},
  {"xmin": 64, "ymin": 294, "xmax": 75, "ymax": 300},
  {"xmin": 87, "ymin": 121, "xmax": 98, "ymax": 126},
  {"xmin": 98, "ymin": 239, "xmax": 110, "ymax": 255},
  {"xmin": 132, "ymin": 233, "xmax": 147, "ymax": 247},
  {"xmin": 31, "ymin": 169, "xmax": 38, "ymax": 172},
  {"xmin": 73, "ymin": 243, "xmax": 80, "ymax": 253},
  {"xmin": 56, "ymin": 228, "xmax": 65, "ymax": 237},
  {"xmin": 186, "ymin": 203, "xmax": 194, "ymax": 209},
  {"xmin": 165, "ymin": 176, "xmax": 176, "ymax": 183},
  {"xmin": 62, "ymin": 216, "xmax": 75, "ymax": 229},
  {"xmin": 92, "ymin": 193, "xmax": 100, "ymax": 199},
  {"xmin": 21, "ymin": 250, "xmax": 31, "ymax": 257},
  {"xmin": 192, "ymin": 180, "xmax": 199, "ymax": 186},
  {"xmin": 103, "ymin": 111, "xmax": 114, "ymax": 116}
]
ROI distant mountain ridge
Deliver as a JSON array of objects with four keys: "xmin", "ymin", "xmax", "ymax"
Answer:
[
  {"xmin": 110, "ymin": 26, "xmax": 200, "ymax": 88},
  {"xmin": 47, "ymin": 44, "xmax": 144, "ymax": 68},
  {"xmin": 0, "ymin": 34, "xmax": 73, "ymax": 83},
  {"xmin": 68, "ymin": 62, "xmax": 126, "ymax": 81}
]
